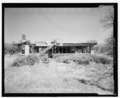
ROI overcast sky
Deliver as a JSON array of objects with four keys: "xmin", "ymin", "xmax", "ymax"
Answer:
[{"xmin": 5, "ymin": 6, "xmax": 113, "ymax": 44}]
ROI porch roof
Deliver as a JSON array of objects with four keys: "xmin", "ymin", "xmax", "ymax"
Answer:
[{"xmin": 62, "ymin": 43, "xmax": 97, "ymax": 47}]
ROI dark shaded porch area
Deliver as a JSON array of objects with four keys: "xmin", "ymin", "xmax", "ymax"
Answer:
[{"xmin": 50, "ymin": 45, "xmax": 94, "ymax": 54}]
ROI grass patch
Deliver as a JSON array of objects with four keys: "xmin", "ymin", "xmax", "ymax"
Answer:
[
  {"xmin": 12, "ymin": 54, "xmax": 40, "ymax": 67},
  {"xmin": 54, "ymin": 53, "xmax": 113, "ymax": 65}
]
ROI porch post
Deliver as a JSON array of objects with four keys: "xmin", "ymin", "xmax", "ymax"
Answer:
[
  {"xmin": 57, "ymin": 47, "xmax": 59, "ymax": 53},
  {"xmin": 84, "ymin": 47, "xmax": 86, "ymax": 53},
  {"xmin": 52, "ymin": 47, "xmax": 53, "ymax": 53},
  {"xmin": 89, "ymin": 46, "xmax": 91, "ymax": 53},
  {"xmin": 61, "ymin": 47, "xmax": 62, "ymax": 53}
]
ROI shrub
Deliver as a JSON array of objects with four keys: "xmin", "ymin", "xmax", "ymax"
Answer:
[
  {"xmin": 26, "ymin": 55, "xmax": 39, "ymax": 65},
  {"xmin": 55, "ymin": 55, "xmax": 71, "ymax": 63},
  {"xmin": 54, "ymin": 53, "xmax": 113, "ymax": 65},
  {"xmin": 76, "ymin": 59, "xmax": 89, "ymax": 65},
  {"xmin": 63, "ymin": 59, "xmax": 70, "ymax": 64},
  {"xmin": 12, "ymin": 56, "xmax": 26, "ymax": 67},
  {"xmin": 94, "ymin": 35, "xmax": 114, "ymax": 57},
  {"xmin": 12, "ymin": 55, "xmax": 39, "ymax": 67},
  {"xmin": 41, "ymin": 56, "xmax": 49, "ymax": 64},
  {"xmin": 5, "ymin": 42, "xmax": 20, "ymax": 55},
  {"xmin": 91, "ymin": 54, "xmax": 113, "ymax": 64}
]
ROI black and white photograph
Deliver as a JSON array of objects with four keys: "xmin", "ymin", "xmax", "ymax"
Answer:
[{"xmin": 2, "ymin": 3, "xmax": 118, "ymax": 96}]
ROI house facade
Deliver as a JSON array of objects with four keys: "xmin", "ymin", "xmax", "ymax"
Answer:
[
  {"xmin": 49, "ymin": 43, "xmax": 97, "ymax": 54},
  {"xmin": 17, "ymin": 41, "xmax": 97, "ymax": 55}
]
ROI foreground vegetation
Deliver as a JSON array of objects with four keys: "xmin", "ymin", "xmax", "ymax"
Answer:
[
  {"xmin": 54, "ymin": 53, "xmax": 114, "ymax": 92},
  {"xmin": 5, "ymin": 53, "xmax": 114, "ymax": 94}
]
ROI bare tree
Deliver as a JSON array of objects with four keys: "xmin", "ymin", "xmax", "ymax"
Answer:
[
  {"xmin": 101, "ymin": 6, "xmax": 114, "ymax": 29},
  {"xmin": 100, "ymin": 6, "xmax": 114, "ymax": 56}
]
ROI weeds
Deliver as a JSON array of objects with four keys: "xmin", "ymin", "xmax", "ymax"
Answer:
[
  {"xmin": 12, "ymin": 54, "xmax": 39, "ymax": 67},
  {"xmin": 54, "ymin": 53, "xmax": 113, "ymax": 65},
  {"xmin": 41, "ymin": 56, "xmax": 49, "ymax": 64}
]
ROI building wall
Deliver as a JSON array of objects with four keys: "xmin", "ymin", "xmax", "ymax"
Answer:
[{"xmin": 24, "ymin": 45, "xmax": 29, "ymax": 55}]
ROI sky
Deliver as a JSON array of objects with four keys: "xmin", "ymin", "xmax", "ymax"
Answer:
[{"xmin": 5, "ymin": 6, "xmax": 113, "ymax": 44}]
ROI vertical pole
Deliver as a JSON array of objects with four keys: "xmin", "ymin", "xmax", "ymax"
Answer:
[
  {"xmin": 54, "ymin": 46, "xmax": 56, "ymax": 53},
  {"xmin": 56, "ymin": 46, "xmax": 57, "ymax": 53},
  {"xmin": 83, "ymin": 48, "xmax": 84, "ymax": 53},
  {"xmin": 62, "ymin": 47, "xmax": 64, "ymax": 53},
  {"xmin": 85, "ymin": 47, "xmax": 87, "ymax": 53},
  {"xmin": 87, "ymin": 46, "xmax": 89, "ymax": 53},
  {"xmin": 57, "ymin": 46, "xmax": 58, "ymax": 53},
  {"xmin": 89, "ymin": 46, "xmax": 91, "ymax": 53},
  {"xmin": 52, "ymin": 47, "xmax": 53, "ymax": 53},
  {"xmin": 59, "ymin": 47, "xmax": 61, "ymax": 53}
]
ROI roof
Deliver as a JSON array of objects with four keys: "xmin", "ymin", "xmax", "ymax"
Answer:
[
  {"xmin": 16, "ymin": 40, "xmax": 97, "ymax": 47},
  {"xmin": 62, "ymin": 43, "xmax": 97, "ymax": 47},
  {"xmin": 16, "ymin": 40, "xmax": 35, "ymax": 46},
  {"xmin": 34, "ymin": 41, "xmax": 48, "ymax": 46}
]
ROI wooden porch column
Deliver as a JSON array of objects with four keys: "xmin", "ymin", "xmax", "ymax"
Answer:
[
  {"xmin": 84, "ymin": 47, "xmax": 86, "ymax": 53},
  {"xmin": 58, "ymin": 47, "xmax": 60, "ymax": 53},
  {"xmin": 57, "ymin": 47, "xmax": 59, "ymax": 53},
  {"xmin": 82, "ymin": 48, "xmax": 83, "ymax": 53},
  {"xmin": 54, "ymin": 46, "xmax": 56, "ymax": 53},
  {"xmin": 83, "ymin": 47, "xmax": 85, "ymax": 53},
  {"xmin": 52, "ymin": 47, "xmax": 54, "ymax": 53},
  {"xmin": 61, "ymin": 47, "xmax": 63, "ymax": 53},
  {"xmin": 81, "ymin": 48, "xmax": 83, "ymax": 53},
  {"xmin": 86, "ymin": 46, "xmax": 88, "ymax": 53},
  {"xmin": 85, "ymin": 47, "xmax": 87, "ymax": 53},
  {"xmin": 89, "ymin": 46, "xmax": 91, "ymax": 53},
  {"xmin": 82, "ymin": 48, "xmax": 84, "ymax": 53}
]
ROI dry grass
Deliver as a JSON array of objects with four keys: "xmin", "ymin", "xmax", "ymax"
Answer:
[
  {"xmin": 5, "ymin": 54, "xmax": 114, "ymax": 94},
  {"xmin": 54, "ymin": 53, "xmax": 113, "ymax": 65}
]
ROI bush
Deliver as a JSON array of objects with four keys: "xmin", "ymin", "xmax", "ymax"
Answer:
[
  {"xmin": 94, "ymin": 35, "xmax": 114, "ymax": 57},
  {"xmin": 63, "ymin": 59, "xmax": 70, "ymax": 64},
  {"xmin": 26, "ymin": 55, "xmax": 39, "ymax": 65},
  {"xmin": 54, "ymin": 53, "xmax": 113, "ymax": 65},
  {"xmin": 76, "ymin": 59, "xmax": 89, "ymax": 65},
  {"xmin": 5, "ymin": 42, "xmax": 20, "ymax": 55},
  {"xmin": 91, "ymin": 54, "xmax": 113, "ymax": 64},
  {"xmin": 41, "ymin": 55, "xmax": 49, "ymax": 64},
  {"xmin": 12, "ymin": 55, "xmax": 39, "ymax": 67}
]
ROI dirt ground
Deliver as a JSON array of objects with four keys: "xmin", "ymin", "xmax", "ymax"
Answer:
[{"xmin": 5, "ymin": 55, "xmax": 113, "ymax": 94}]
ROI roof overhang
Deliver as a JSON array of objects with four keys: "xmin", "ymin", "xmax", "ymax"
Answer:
[{"xmin": 62, "ymin": 43, "xmax": 97, "ymax": 47}]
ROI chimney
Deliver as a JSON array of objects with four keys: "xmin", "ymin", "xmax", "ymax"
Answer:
[{"xmin": 22, "ymin": 34, "xmax": 26, "ymax": 41}]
